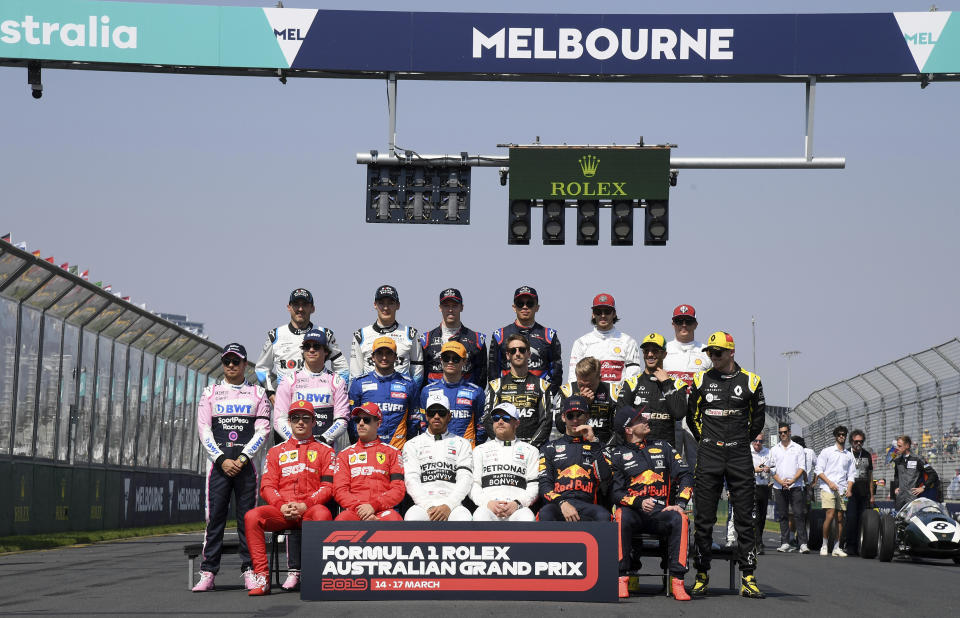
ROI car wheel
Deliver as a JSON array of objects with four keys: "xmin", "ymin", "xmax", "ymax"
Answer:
[
  {"xmin": 878, "ymin": 515, "xmax": 896, "ymax": 562},
  {"xmin": 807, "ymin": 508, "xmax": 825, "ymax": 551},
  {"xmin": 860, "ymin": 510, "xmax": 880, "ymax": 559}
]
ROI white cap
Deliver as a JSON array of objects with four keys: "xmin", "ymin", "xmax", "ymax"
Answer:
[
  {"xmin": 425, "ymin": 391, "xmax": 450, "ymax": 410},
  {"xmin": 491, "ymin": 402, "xmax": 519, "ymax": 420}
]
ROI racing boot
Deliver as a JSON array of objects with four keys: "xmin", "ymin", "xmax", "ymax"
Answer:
[
  {"xmin": 739, "ymin": 573, "xmax": 765, "ymax": 599},
  {"xmin": 191, "ymin": 571, "xmax": 215, "ymax": 592},
  {"xmin": 618, "ymin": 576, "xmax": 630, "ymax": 599},
  {"xmin": 248, "ymin": 572, "xmax": 271, "ymax": 596},
  {"xmin": 242, "ymin": 569, "xmax": 258, "ymax": 590},
  {"xmin": 670, "ymin": 576, "xmax": 691, "ymax": 601},
  {"xmin": 691, "ymin": 571, "xmax": 709, "ymax": 597},
  {"xmin": 281, "ymin": 569, "xmax": 300, "ymax": 591}
]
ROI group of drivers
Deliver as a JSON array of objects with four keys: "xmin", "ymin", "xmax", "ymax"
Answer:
[{"xmin": 194, "ymin": 285, "xmax": 767, "ymax": 601}]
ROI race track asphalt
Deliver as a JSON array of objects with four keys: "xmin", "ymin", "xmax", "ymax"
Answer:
[{"xmin": 0, "ymin": 527, "xmax": 957, "ymax": 617}]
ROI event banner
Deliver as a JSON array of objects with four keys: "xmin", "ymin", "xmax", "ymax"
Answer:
[
  {"xmin": 1, "ymin": 1, "xmax": 960, "ymax": 76},
  {"xmin": 300, "ymin": 521, "xmax": 618, "ymax": 602}
]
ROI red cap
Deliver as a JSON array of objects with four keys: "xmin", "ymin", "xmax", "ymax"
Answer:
[
  {"xmin": 351, "ymin": 402, "xmax": 382, "ymax": 420},
  {"xmin": 672, "ymin": 304, "xmax": 696, "ymax": 319},
  {"xmin": 592, "ymin": 293, "xmax": 615, "ymax": 308},
  {"xmin": 288, "ymin": 400, "xmax": 315, "ymax": 415}
]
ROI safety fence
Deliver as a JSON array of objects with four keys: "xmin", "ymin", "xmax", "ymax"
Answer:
[
  {"xmin": 795, "ymin": 339, "xmax": 960, "ymax": 494},
  {"xmin": 0, "ymin": 242, "xmax": 251, "ymax": 535}
]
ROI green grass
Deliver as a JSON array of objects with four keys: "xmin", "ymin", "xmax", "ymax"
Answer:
[{"xmin": 0, "ymin": 520, "xmax": 231, "ymax": 554}]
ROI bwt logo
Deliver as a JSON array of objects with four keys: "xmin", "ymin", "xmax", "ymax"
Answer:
[
  {"xmin": 275, "ymin": 28, "xmax": 306, "ymax": 41},
  {"xmin": 297, "ymin": 393, "xmax": 331, "ymax": 404},
  {"xmin": 215, "ymin": 404, "xmax": 251, "ymax": 413}
]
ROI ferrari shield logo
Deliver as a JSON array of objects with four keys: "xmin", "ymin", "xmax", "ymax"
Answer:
[
  {"xmin": 307, "ymin": 451, "xmax": 317, "ymax": 463},
  {"xmin": 376, "ymin": 452, "xmax": 386, "ymax": 464}
]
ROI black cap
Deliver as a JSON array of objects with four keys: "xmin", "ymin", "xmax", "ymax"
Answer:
[
  {"xmin": 514, "ymin": 285, "xmax": 538, "ymax": 302},
  {"xmin": 613, "ymin": 405, "xmax": 648, "ymax": 436},
  {"xmin": 221, "ymin": 343, "xmax": 247, "ymax": 360},
  {"xmin": 439, "ymin": 288, "xmax": 463, "ymax": 304},
  {"xmin": 375, "ymin": 284, "xmax": 400, "ymax": 302},
  {"xmin": 289, "ymin": 288, "xmax": 313, "ymax": 304},
  {"xmin": 562, "ymin": 395, "xmax": 590, "ymax": 415}
]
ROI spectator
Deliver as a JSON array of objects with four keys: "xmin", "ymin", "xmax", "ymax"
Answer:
[
  {"xmin": 814, "ymin": 425, "xmax": 856, "ymax": 557},
  {"xmin": 845, "ymin": 429, "xmax": 874, "ymax": 556},
  {"xmin": 792, "ymin": 435, "xmax": 817, "ymax": 548},
  {"xmin": 769, "ymin": 423, "xmax": 809, "ymax": 553},
  {"xmin": 948, "ymin": 469, "xmax": 960, "ymax": 500},
  {"xmin": 750, "ymin": 433, "xmax": 774, "ymax": 554}
]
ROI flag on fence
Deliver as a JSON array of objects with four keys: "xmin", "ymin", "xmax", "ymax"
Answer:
[
  {"xmin": 45, "ymin": 256, "xmax": 55, "ymax": 264},
  {"xmin": 69, "ymin": 265, "xmax": 78, "ymax": 275},
  {"xmin": 81, "ymin": 270, "xmax": 89, "ymax": 281},
  {"xmin": 32, "ymin": 250, "xmax": 41, "ymax": 257},
  {"xmin": 59, "ymin": 262, "xmax": 69, "ymax": 269},
  {"xmin": 1, "ymin": 233, "xmax": 10, "ymax": 243},
  {"xmin": 94, "ymin": 281, "xmax": 103, "ymax": 287},
  {"xmin": 15, "ymin": 242, "xmax": 27, "ymax": 250}
]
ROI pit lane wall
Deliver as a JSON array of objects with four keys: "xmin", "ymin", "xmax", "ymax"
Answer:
[{"xmin": 0, "ymin": 241, "xmax": 253, "ymax": 536}]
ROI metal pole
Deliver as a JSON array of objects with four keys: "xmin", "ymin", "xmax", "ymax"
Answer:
[
  {"xmin": 387, "ymin": 73, "xmax": 397, "ymax": 155},
  {"xmin": 782, "ymin": 350, "xmax": 802, "ymax": 408},
  {"xmin": 356, "ymin": 152, "xmax": 845, "ymax": 169},
  {"xmin": 752, "ymin": 315, "xmax": 757, "ymax": 372},
  {"xmin": 805, "ymin": 77, "xmax": 817, "ymax": 161}
]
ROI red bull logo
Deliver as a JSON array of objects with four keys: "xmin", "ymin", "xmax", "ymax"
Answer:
[
  {"xmin": 631, "ymin": 470, "xmax": 664, "ymax": 485},
  {"xmin": 557, "ymin": 465, "xmax": 592, "ymax": 480}
]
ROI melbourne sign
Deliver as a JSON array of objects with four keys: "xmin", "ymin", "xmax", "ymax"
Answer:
[
  {"xmin": 1, "ymin": 1, "xmax": 959, "ymax": 78},
  {"xmin": 509, "ymin": 147, "xmax": 670, "ymax": 201},
  {"xmin": 301, "ymin": 521, "xmax": 618, "ymax": 602}
]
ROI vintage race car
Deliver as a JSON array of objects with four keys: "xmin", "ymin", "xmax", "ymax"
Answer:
[{"xmin": 860, "ymin": 498, "xmax": 960, "ymax": 563}]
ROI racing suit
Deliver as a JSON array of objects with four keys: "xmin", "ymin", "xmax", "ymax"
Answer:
[
  {"xmin": 891, "ymin": 451, "xmax": 940, "ymax": 509},
  {"xmin": 621, "ymin": 372, "xmax": 688, "ymax": 447},
  {"xmin": 537, "ymin": 434, "xmax": 611, "ymax": 521},
  {"xmin": 255, "ymin": 322, "xmax": 348, "ymax": 392},
  {"xmin": 197, "ymin": 381, "xmax": 271, "ymax": 574},
  {"xmin": 686, "ymin": 364, "xmax": 765, "ymax": 574},
  {"xmin": 351, "ymin": 321, "xmax": 424, "ymax": 388},
  {"xmin": 346, "ymin": 371, "xmax": 419, "ymax": 449},
  {"xmin": 421, "ymin": 324, "xmax": 488, "ymax": 387},
  {"xmin": 418, "ymin": 378, "xmax": 485, "ymax": 447},
  {"xmin": 604, "ymin": 438, "xmax": 693, "ymax": 576},
  {"xmin": 568, "ymin": 327, "xmax": 642, "ymax": 384},
  {"xmin": 471, "ymin": 437, "xmax": 540, "ymax": 521},
  {"xmin": 664, "ymin": 338, "xmax": 710, "ymax": 469},
  {"xmin": 402, "ymin": 430, "xmax": 474, "ymax": 521},
  {"xmin": 489, "ymin": 320, "xmax": 562, "ymax": 391},
  {"xmin": 553, "ymin": 380, "xmax": 623, "ymax": 445},
  {"xmin": 483, "ymin": 373, "xmax": 552, "ymax": 447},
  {"xmin": 272, "ymin": 369, "xmax": 349, "ymax": 443},
  {"xmin": 333, "ymin": 438, "xmax": 405, "ymax": 521},
  {"xmin": 244, "ymin": 436, "xmax": 335, "ymax": 575}
]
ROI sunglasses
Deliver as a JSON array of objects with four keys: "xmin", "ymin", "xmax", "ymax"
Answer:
[
  {"xmin": 222, "ymin": 358, "xmax": 243, "ymax": 366},
  {"xmin": 491, "ymin": 413, "xmax": 515, "ymax": 423},
  {"xmin": 356, "ymin": 416, "xmax": 378, "ymax": 425},
  {"xmin": 565, "ymin": 411, "xmax": 587, "ymax": 421},
  {"xmin": 673, "ymin": 317, "xmax": 696, "ymax": 326},
  {"xmin": 706, "ymin": 349, "xmax": 726, "ymax": 357},
  {"xmin": 852, "ymin": 439, "xmax": 864, "ymax": 444},
  {"xmin": 593, "ymin": 307, "xmax": 614, "ymax": 315},
  {"xmin": 778, "ymin": 430, "xmax": 790, "ymax": 435},
  {"xmin": 302, "ymin": 343, "xmax": 325, "ymax": 351},
  {"xmin": 836, "ymin": 433, "xmax": 847, "ymax": 438},
  {"xmin": 752, "ymin": 439, "xmax": 763, "ymax": 443},
  {"xmin": 506, "ymin": 346, "xmax": 528, "ymax": 355},
  {"xmin": 289, "ymin": 414, "xmax": 313, "ymax": 423},
  {"xmin": 515, "ymin": 300, "xmax": 536, "ymax": 309},
  {"xmin": 426, "ymin": 408, "xmax": 449, "ymax": 418},
  {"xmin": 441, "ymin": 354, "xmax": 463, "ymax": 363}
]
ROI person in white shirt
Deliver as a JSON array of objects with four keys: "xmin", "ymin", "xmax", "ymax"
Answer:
[
  {"xmin": 471, "ymin": 403, "xmax": 539, "ymax": 521},
  {"xmin": 729, "ymin": 433, "xmax": 774, "ymax": 553},
  {"xmin": 568, "ymin": 293, "xmax": 642, "ymax": 384},
  {"xmin": 402, "ymin": 392, "xmax": 474, "ymax": 521},
  {"xmin": 814, "ymin": 425, "xmax": 856, "ymax": 557},
  {"xmin": 768, "ymin": 423, "xmax": 809, "ymax": 553},
  {"xmin": 663, "ymin": 304, "xmax": 711, "ymax": 471}
]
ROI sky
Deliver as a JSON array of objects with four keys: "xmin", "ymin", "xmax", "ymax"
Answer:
[{"xmin": 2, "ymin": 0, "xmax": 959, "ymax": 423}]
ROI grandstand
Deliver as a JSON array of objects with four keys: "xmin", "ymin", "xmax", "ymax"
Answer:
[
  {"xmin": 794, "ymin": 339, "xmax": 960, "ymax": 498},
  {"xmin": 0, "ymin": 241, "xmax": 251, "ymax": 536}
]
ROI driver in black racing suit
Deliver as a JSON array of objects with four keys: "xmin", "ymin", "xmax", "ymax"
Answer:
[{"xmin": 621, "ymin": 332, "xmax": 688, "ymax": 448}]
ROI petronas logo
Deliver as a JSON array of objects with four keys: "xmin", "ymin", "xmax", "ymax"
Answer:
[{"xmin": 578, "ymin": 155, "xmax": 599, "ymax": 178}]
